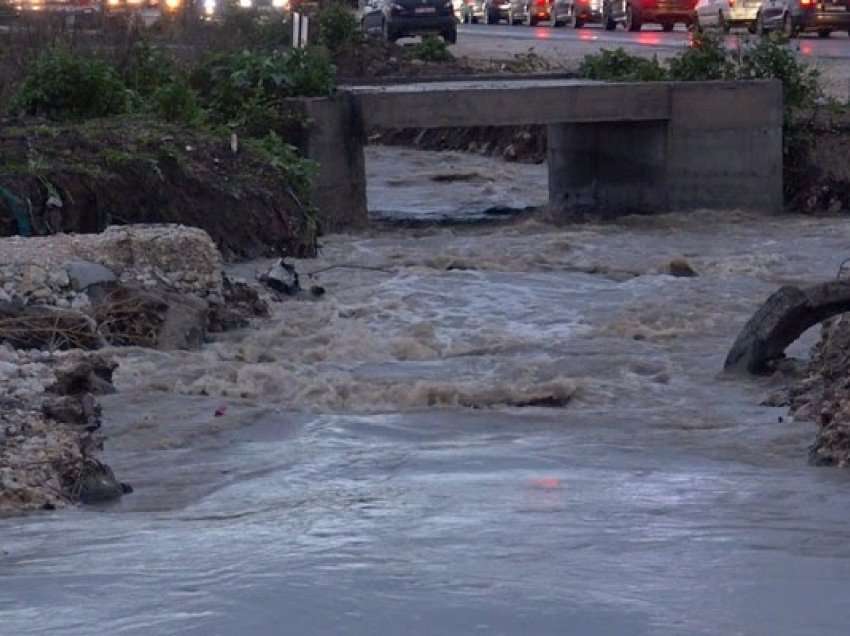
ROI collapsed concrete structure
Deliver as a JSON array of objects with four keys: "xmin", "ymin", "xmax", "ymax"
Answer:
[{"xmin": 289, "ymin": 78, "xmax": 783, "ymax": 231}]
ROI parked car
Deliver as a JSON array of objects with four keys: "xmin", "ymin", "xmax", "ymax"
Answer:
[
  {"xmin": 505, "ymin": 0, "xmax": 549, "ymax": 24},
  {"xmin": 755, "ymin": 0, "xmax": 850, "ymax": 37},
  {"xmin": 362, "ymin": 0, "xmax": 457, "ymax": 42},
  {"xmin": 549, "ymin": 0, "xmax": 603, "ymax": 26},
  {"xmin": 459, "ymin": 0, "xmax": 512, "ymax": 23},
  {"xmin": 693, "ymin": 0, "xmax": 760, "ymax": 30},
  {"xmin": 602, "ymin": 0, "xmax": 696, "ymax": 29}
]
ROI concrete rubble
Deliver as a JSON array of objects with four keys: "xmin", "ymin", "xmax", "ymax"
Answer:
[{"xmin": 0, "ymin": 224, "xmax": 268, "ymax": 514}]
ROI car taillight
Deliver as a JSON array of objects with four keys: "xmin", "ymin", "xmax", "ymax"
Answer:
[
  {"xmin": 800, "ymin": 0, "xmax": 813, "ymax": 5},
  {"xmin": 728, "ymin": 0, "xmax": 734, "ymax": 5}
]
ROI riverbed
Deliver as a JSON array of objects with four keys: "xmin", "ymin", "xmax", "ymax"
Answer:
[{"xmin": 2, "ymin": 147, "xmax": 850, "ymax": 635}]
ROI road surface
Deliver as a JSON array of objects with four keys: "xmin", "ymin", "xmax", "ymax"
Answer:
[
  {"xmin": 458, "ymin": 22, "xmax": 850, "ymax": 59},
  {"xmin": 452, "ymin": 22, "xmax": 850, "ymax": 99}
]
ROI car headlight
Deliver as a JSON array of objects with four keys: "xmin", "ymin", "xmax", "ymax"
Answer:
[
  {"xmin": 239, "ymin": 0, "xmax": 252, "ymax": 7},
  {"xmin": 165, "ymin": 0, "xmax": 181, "ymax": 9},
  {"xmin": 272, "ymin": 0, "xmax": 288, "ymax": 7},
  {"xmin": 203, "ymin": 0, "xmax": 215, "ymax": 12}
]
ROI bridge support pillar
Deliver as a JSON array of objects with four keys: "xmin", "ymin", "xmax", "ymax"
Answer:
[
  {"xmin": 547, "ymin": 120, "xmax": 668, "ymax": 218},
  {"xmin": 290, "ymin": 95, "xmax": 369, "ymax": 233},
  {"xmin": 547, "ymin": 81, "xmax": 783, "ymax": 219}
]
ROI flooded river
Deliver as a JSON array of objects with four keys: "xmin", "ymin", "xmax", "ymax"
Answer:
[{"xmin": 3, "ymin": 146, "xmax": 850, "ymax": 635}]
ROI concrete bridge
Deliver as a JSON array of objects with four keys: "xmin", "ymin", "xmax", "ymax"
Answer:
[{"xmin": 290, "ymin": 78, "xmax": 783, "ymax": 231}]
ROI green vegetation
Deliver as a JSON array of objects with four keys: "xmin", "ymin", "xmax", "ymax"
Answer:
[
  {"xmin": 10, "ymin": 48, "xmax": 130, "ymax": 119},
  {"xmin": 407, "ymin": 35, "xmax": 454, "ymax": 63},
  {"xmin": 244, "ymin": 131, "xmax": 317, "ymax": 203},
  {"xmin": 579, "ymin": 32, "xmax": 821, "ymax": 120},
  {"xmin": 317, "ymin": 1, "xmax": 361, "ymax": 54},
  {"xmin": 3, "ymin": 41, "xmax": 336, "ymax": 205},
  {"xmin": 578, "ymin": 48, "xmax": 667, "ymax": 82}
]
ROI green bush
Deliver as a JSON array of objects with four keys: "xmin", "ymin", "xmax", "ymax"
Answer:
[
  {"xmin": 122, "ymin": 39, "xmax": 177, "ymax": 98},
  {"xmin": 318, "ymin": 2, "xmax": 361, "ymax": 54},
  {"xmin": 244, "ymin": 131, "xmax": 317, "ymax": 201},
  {"xmin": 192, "ymin": 47, "xmax": 335, "ymax": 129},
  {"xmin": 152, "ymin": 80, "xmax": 203, "ymax": 125},
  {"xmin": 577, "ymin": 48, "xmax": 667, "ymax": 82},
  {"xmin": 736, "ymin": 34, "xmax": 821, "ymax": 114},
  {"xmin": 408, "ymin": 35, "xmax": 454, "ymax": 63},
  {"xmin": 667, "ymin": 31, "xmax": 733, "ymax": 81},
  {"xmin": 9, "ymin": 48, "xmax": 130, "ymax": 120}
]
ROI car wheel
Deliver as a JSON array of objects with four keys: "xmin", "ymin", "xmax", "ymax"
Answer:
[
  {"xmin": 444, "ymin": 26, "xmax": 458, "ymax": 42},
  {"xmin": 574, "ymin": 15, "xmax": 585, "ymax": 27},
  {"xmin": 484, "ymin": 6, "xmax": 494, "ymax": 23},
  {"xmin": 602, "ymin": 3, "xmax": 617, "ymax": 29},
  {"xmin": 662, "ymin": 21, "xmax": 674, "ymax": 31},
  {"xmin": 747, "ymin": 20, "xmax": 756, "ymax": 33},
  {"xmin": 782, "ymin": 12, "xmax": 797, "ymax": 37},
  {"xmin": 625, "ymin": 4, "xmax": 641, "ymax": 31},
  {"xmin": 818, "ymin": 29, "xmax": 831, "ymax": 38}
]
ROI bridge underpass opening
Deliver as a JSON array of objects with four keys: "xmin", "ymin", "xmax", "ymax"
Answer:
[{"xmin": 363, "ymin": 128, "xmax": 549, "ymax": 225}]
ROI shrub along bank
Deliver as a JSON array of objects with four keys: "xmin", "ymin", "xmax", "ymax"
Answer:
[{"xmin": 0, "ymin": 8, "xmax": 352, "ymax": 258}]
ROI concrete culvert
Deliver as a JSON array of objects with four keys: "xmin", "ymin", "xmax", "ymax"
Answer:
[{"xmin": 724, "ymin": 281, "xmax": 850, "ymax": 375}]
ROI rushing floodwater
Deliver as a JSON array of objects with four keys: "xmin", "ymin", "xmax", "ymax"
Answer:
[{"xmin": 3, "ymin": 146, "xmax": 850, "ymax": 635}]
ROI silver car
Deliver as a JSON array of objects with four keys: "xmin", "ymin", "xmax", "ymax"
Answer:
[
  {"xmin": 549, "ymin": 0, "xmax": 603, "ymax": 26},
  {"xmin": 693, "ymin": 0, "xmax": 759, "ymax": 31}
]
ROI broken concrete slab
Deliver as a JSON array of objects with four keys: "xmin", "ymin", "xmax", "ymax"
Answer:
[{"xmin": 724, "ymin": 281, "xmax": 850, "ymax": 375}]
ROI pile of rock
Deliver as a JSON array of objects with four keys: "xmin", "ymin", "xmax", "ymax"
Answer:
[
  {"xmin": 0, "ymin": 347, "xmax": 127, "ymax": 513},
  {"xmin": 790, "ymin": 315, "xmax": 850, "ymax": 467},
  {"xmin": 0, "ymin": 224, "xmax": 269, "ymax": 514},
  {"xmin": 0, "ymin": 224, "xmax": 223, "ymax": 307},
  {"xmin": 0, "ymin": 224, "xmax": 257, "ymax": 352}
]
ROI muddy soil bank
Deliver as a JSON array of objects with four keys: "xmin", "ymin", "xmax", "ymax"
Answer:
[
  {"xmin": 372, "ymin": 125, "xmax": 547, "ymax": 164},
  {"xmin": 0, "ymin": 117, "xmax": 317, "ymax": 260}
]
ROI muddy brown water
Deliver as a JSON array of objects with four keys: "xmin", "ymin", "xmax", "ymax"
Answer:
[{"xmin": 2, "ymin": 146, "xmax": 850, "ymax": 635}]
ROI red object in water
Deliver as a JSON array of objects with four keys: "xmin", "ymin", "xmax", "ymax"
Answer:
[
  {"xmin": 531, "ymin": 477, "xmax": 561, "ymax": 490},
  {"xmin": 214, "ymin": 404, "xmax": 227, "ymax": 417}
]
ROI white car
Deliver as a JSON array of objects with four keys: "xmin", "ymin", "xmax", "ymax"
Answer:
[{"xmin": 693, "ymin": 0, "xmax": 760, "ymax": 32}]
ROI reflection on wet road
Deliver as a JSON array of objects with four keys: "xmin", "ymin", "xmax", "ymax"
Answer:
[{"xmin": 458, "ymin": 22, "xmax": 850, "ymax": 59}]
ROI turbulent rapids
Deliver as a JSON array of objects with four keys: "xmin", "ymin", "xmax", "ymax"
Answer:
[{"xmin": 3, "ymin": 147, "xmax": 850, "ymax": 635}]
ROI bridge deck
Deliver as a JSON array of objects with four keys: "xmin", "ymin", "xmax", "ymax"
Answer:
[{"xmin": 341, "ymin": 79, "xmax": 672, "ymax": 129}]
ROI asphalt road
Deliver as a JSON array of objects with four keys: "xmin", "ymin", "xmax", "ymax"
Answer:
[{"xmin": 457, "ymin": 21, "xmax": 850, "ymax": 60}]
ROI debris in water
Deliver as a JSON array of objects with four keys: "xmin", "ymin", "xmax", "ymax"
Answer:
[
  {"xmin": 259, "ymin": 259, "xmax": 301, "ymax": 296},
  {"xmin": 214, "ymin": 404, "xmax": 227, "ymax": 417},
  {"xmin": 668, "ymin": 259, "xmax": 698, "ymax": 278},
  {"xmin": 310, "ymin": 285, "xmax": 326, "ymax": 298}
]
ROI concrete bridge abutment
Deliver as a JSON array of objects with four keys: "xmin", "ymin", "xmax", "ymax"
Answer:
[{"xmin": 292, "ymin": 79, "xmax": 783, "ymax": 230}]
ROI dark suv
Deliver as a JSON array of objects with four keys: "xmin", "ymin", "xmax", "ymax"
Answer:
[
  {"xmin": 602, "ymin": 0, "xmax": 696, "ymax": 29},
  {"xmin": 756, "ymin": 0, "xmax": 850, "ymax": 37},
  {"xmin": 362, "ymin": 0, "xmax": 457, "ymax": 42}
]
